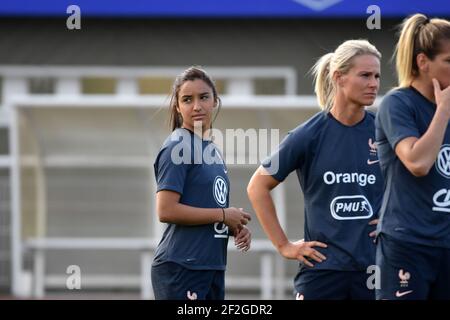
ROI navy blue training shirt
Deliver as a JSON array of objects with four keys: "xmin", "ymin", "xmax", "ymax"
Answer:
[
  {"xmin": 376, "ymin": 87, "xmax": 450, "ymax": 249},
  {"xmin": 153, "ymin": 128, "xmax": 230, "ymax": 270},
  {"xmin": 263, "ymin": 111, "xmax": 383, "ymax": 271}
]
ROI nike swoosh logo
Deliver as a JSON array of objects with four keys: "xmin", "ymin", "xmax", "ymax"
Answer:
[
  {"xmin": 367, "ymin": 159, "xmax": 380, "ymax": 165},
  {"xmin": 395, "ymin": 290, "xmax": 413, "ymax": 297}
]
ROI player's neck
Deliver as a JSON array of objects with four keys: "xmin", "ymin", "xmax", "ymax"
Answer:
[
  {"xmin": 182, "ymin": 125, "xmax": 213, "ymax": 140},
  {"xmin": 329, "ymin": 102, "xmax": 365, "ymax": 126},
  {"xmin": 411, "ymin": 77, "xmax": 436, "ymax": 104}
]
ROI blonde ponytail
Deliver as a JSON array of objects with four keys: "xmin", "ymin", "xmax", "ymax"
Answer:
[
  {"xmin": 395, "ymin": 13, "xmax": 450, "ymax": 87},
  {"xmin": 395, "ymin": 14, "xmax": 429, "ymax": 87},
  {"xmin": 312, "ymin": 53, "xmax": 334, "ymax": 112}
]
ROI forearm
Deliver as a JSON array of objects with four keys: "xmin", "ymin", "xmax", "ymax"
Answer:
[
  {"xmin": 248, "ymin": 184, "xmax": 288, "ymax": 251},
  {"xmin": 159, "ymin": 203, "xmax": 223, "ymax": 225},
  {"xmin": 402, "ymin": 109, "xmax": 448, "ymax": 172}
]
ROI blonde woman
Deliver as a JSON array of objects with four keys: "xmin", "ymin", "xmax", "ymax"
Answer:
[
  {"xmin": 247, "ymin": 40, "xmax": 382, "ymax": 299},
  {"xmin": 375, "ymin": 14, "xmax": 450, "ymax": 300}
]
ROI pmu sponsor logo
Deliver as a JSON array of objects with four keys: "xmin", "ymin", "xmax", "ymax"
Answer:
[
  {"xmin": 432, "ymin": 189, "xmax": 450, "ymax": 214},
  {"xmin": 330, "ymin": 195, "xmax": 373, "ymax": 220}
]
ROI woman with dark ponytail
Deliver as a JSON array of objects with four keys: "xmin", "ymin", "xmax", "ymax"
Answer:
[
  {"xmin": 375, "ymin": 14, "xmax": 450, "ymax": 300},
  {"xmin": 151, "ymin": 67, "xmax": 252, "ymax": 300}
]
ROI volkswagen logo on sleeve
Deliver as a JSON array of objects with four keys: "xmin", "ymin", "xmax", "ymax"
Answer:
[
  {"xmin": 436, "ymin": 144, "xmax": 450, "ymax": 179},
  {"xmin": 213, "ymin": 176, "xmax": 228, "ymax": 207}
]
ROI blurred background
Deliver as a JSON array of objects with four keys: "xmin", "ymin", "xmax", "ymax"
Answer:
[{"xmin": 0, "ymin": 0, "xmax": 448, "ymax": 300}]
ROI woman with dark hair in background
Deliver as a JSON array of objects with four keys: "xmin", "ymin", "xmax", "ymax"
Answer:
[{"xmin": 151, "ymin": 67, "xmax": 252, "ymax": 300}]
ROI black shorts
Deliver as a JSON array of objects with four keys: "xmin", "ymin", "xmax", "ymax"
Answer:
[
  {"xmin": 376, "ymin": 233, "xmax": 450, "ymax": 300},
  {"xmin": 293, "ymin": 269, "xmax": 375, "ymax": 300},
  {"xmin": 151, "ymin": 262, "xmax": 225, "ymax": 300}
]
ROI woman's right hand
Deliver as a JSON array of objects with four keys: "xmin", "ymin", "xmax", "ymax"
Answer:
[
  {"xmin": 433, "ymin": 79, "xmax": 450, "ymax": 119},
  {"xmin": 279, "ymin": 239, "xmax": 328, "ymax": 267},
  {"xmin": 224, "ymin": 207, "xmax": 251, "ymax": 233}
]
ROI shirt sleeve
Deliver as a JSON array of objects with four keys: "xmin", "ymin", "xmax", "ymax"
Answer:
[
  {"xmin": 261, "ymin": 127, "xmax": 308, "ymax": 182},
  {"xmin": 377, "ymin": 93, "xmax": 420, "ymax": 150},
  {"xmin": 154, "ymin": 143, "xmax": 190, "ymax": 195}
]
